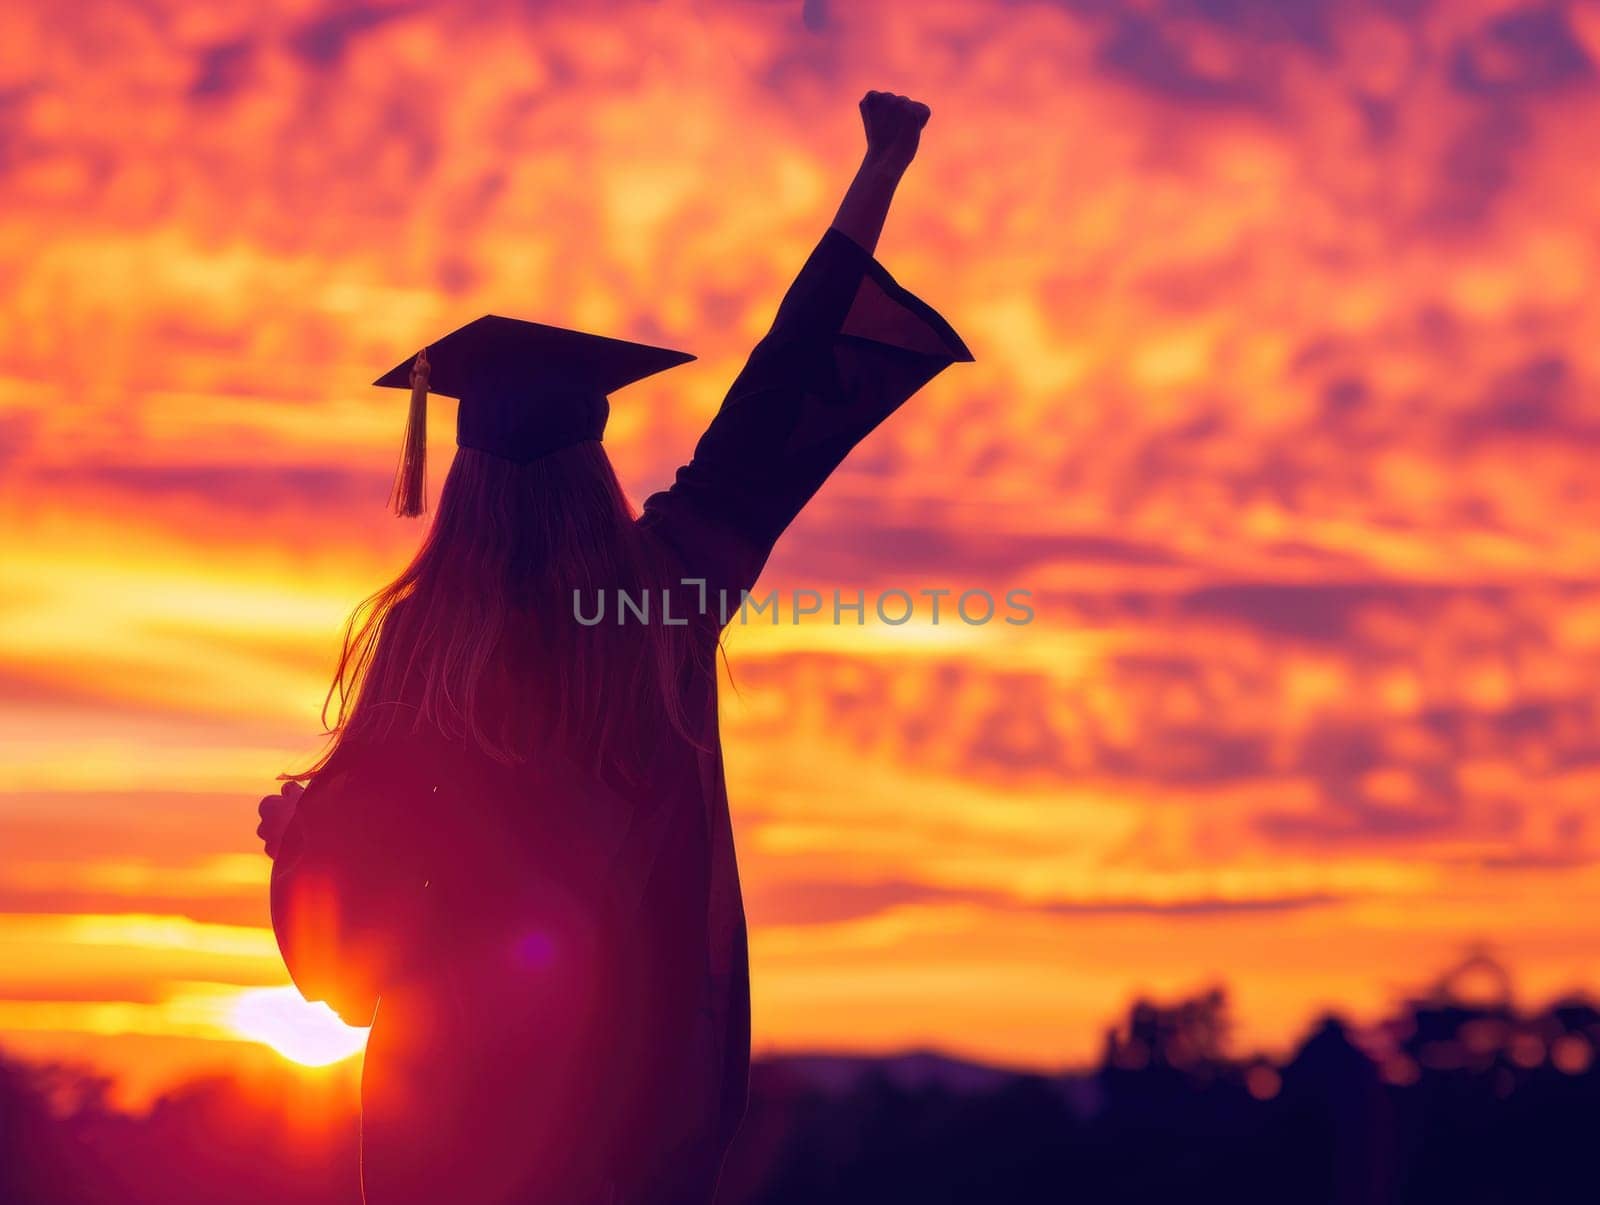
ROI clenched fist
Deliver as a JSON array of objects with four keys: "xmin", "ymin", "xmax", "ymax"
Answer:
[{"xmin": 859, "ymin": 90, "xmax": 931, "ymax": 175}]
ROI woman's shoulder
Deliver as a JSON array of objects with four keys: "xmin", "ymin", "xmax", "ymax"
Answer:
[{"xmin": 312, "ymin": 719, "xmax": 471, "ymax": 798}]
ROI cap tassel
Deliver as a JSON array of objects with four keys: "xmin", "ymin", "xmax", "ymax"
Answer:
[{"xmin": 390, "ymin": 349, "xmax": 429, "ymax": 517}]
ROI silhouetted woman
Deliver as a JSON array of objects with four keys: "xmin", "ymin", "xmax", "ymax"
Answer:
[{"xmin": 258, "ymin": 90, "xmax": 971, "ymax": 1205}]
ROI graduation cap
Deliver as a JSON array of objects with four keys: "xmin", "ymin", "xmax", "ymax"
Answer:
[{"xmin": 374, "ymin": 315, "xmax": 696, "ymax": 517}]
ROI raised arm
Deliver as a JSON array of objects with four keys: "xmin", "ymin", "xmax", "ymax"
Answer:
[
  {"xmin": 640, "ymin": 90, "xmax": 973, "ymax": 616},
  {"xmin": 829, "ymin": 91, "xmax": 930, "ymax": 256}
]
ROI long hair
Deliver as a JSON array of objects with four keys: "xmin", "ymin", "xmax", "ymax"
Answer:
[{"xmin": 290, "ymin": 441, "xmax": 709, "ymax": 783}]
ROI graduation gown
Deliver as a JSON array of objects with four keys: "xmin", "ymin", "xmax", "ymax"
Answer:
[{"xmin": 270, "ymin": 226, "xmax": 972, "ymax": 1205}]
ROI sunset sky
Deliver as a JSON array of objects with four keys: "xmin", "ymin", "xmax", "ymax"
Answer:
[{"xmin": 3, "ymin": 0, "xmax": 1600, "ymax": 1108}]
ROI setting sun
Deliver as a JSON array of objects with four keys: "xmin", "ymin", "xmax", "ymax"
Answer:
[{"xmin": 229, "ymin": 987, "xmax": 367, "ymax": 1068}]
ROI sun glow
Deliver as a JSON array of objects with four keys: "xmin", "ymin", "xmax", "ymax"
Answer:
[{"xmin": 229, "ymin": 987, "xmax": 368, "ymax": 1067}]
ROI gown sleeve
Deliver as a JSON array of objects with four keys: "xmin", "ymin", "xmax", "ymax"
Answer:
[
  {"xmin": 268, "ymin": 735, "xmax": 440, "ymax": 1026},
  {"xmin": 640, "ymin": 226, "xmax": 973, "ymax": 612}
]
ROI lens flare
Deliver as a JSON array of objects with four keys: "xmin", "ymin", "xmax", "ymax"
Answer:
[{"xmin": 229, "ymin": 986, "xmax": 367, "ymax": 1067}]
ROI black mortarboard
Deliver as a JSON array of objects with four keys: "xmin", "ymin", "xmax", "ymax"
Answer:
[{"xmin": 374, "ymin": 315, "xmax": 696, "ymax": 516}]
